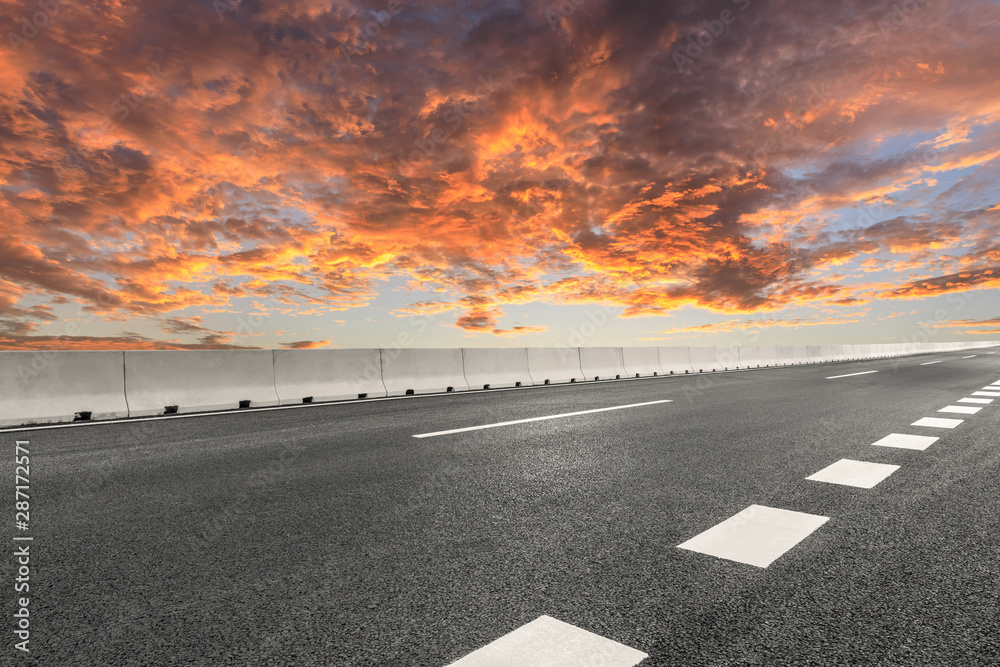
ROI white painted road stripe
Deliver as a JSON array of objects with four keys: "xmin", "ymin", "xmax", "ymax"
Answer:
[
  {"xmin": 962, "ymin": 355, "xmax": 976, "ymax": 358},
  {"xmin": 677, "ymin": 505, "xmax": 829, "ymax": 568},
  {"xmin": 959, "ymin": 397, "xmax": 993, "ymax": 404},
  {"xmin": 912, "ymin": 417, "xmax": 964, "ymax": 429},
  {"xmin": 919, "ymin": 360, "xmax": 943, "ymax": 365},
  {"xmin": 871, "ymin": 433, "xmax": 939, "ymax": 450},
  {"xmin": 446, "ymin": 615, "xmax": 648, "ymax": 666},
  {"xmin": 806, "ymin": 459, "xmax": 900, "ymax": 488},
  {"xmin": 826, "ymin": 370, "xmax": 879, "ymax": 379},
  {"xmin": 972, "ymin": 391, "xmax": 1000, "ymax": 397},
  {"xmin": 938, "ymin": 405, "xmax": 982, "ymax": 415},
  {"xmin": 412, "ymin": 400, "xmax": 672, "ymax": 438}
]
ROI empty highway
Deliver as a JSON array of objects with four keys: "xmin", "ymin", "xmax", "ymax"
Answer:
[{"xmin": 3, "ymin": 351, "xmax": 998, "ymax": 665}]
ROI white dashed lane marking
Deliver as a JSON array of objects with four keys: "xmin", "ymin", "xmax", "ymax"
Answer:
[
  {"xmin": 806, "ymin": 459, "xmax": 900, "ymax": 488},
  {"xmin": 826, "ymin": 370, "xmax": 878, "ymax": 379},
  {"xmin": 959, "ymin": 397, "xmax": 993, "ymax": 404},
  {"xmin": 919, "ymin": 360, "xmax": 943, "ymax": 365},
  {"xmin": 938, "ymin": 405, "xmax": 982, "ymax": 415},
  {"xmin": 962, "ymin": 355, "xmax": 976, "ymax": 359},
  {"xmin": 871, "ymin": 433, "xmax": 939, "ymax": 450},
  {"xmin": 677, "ymin": 505, "xmax": 829, "ymax": 568},
  {"xmin": 911, "ymin": 417, "xmax": 964, "ymax": 429},
  {"xmin": 446, "ymin": 615, "xmax": 648, "ymax": 667}
]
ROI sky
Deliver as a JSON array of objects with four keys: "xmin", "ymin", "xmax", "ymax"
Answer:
[{"xmin": 1, "ymin": 0, "xmax": 998, "ymax": 351}]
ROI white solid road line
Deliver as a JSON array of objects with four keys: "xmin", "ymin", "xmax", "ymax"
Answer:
[
  {"xmin": 446, "ymin": 615, "xmax": 647, "ymax": 667},
  {"xmin": 825, "ymin": 370, "xmax": 879, "ymax": 379},
  {"xmin": 677, "ymin": 505, "xmax": 829, "ymax": 568},
  {"xmin": 938, "ymin": 405, "xmax": 982, "ymax": 415},
  {"xmin": 806, "ymin": 459, "xmax": 900, "ymax": 488},
  {"xmin": 412, "ymin": 400, "xmax": 672, "ymax": 438},
  {"xmin": 912, "ymin": 417, "xmax": 964, "ymax": 429},
  {"xmin": 959, "ymin": 397, "xmax": 993, "ymax": 404},
  {"xmin": 871, "ymin": 433, "xmax": 939, "ymax": 450},
  {"xmin": 919, "ymin": 360, "xmax": 943, "ymax": 365}
]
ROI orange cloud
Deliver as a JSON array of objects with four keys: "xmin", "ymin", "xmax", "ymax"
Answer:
[
  {"xmin": 1, "ymin": 0, "xmax": 999, "ymax": 347},
  {"xmin": 279, "ymin": 340, "xmax": 332, "ymax": 349}
]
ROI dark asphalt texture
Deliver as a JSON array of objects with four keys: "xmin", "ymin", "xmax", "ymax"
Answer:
[{"xmin": 2, "ymin": 352, "xmax": 999, "ymax": 666}]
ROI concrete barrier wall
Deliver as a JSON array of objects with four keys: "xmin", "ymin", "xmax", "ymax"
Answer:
[
  {"xmin": 622, "ymin": 347, "xmax": 662, "ymax": 377},
  {"xmin": 381, "ymin": 348, "xmax": 469, "ymax": 396},
  {"xmin": 774, "ymin": 346, "xmax": 796, "ymax": 365},
  {"xmin": 737, "ymin": 346, "xmax": 761, "ymax": 367},
  {"xmin": 689, "ymin": 346, "xmax": 740, "ymax": 372},
  {"xmin": 580, "ymin": 347, "xmax": 628, "ymax": 380},
  {"xmin": 791, "ymin": 346, "xmax": 810, "ymax": 364},
  {"xmin": 463, "ymin": 348, "xmax": 531, "ymax": 389},
  {"xmin": 658, "ymin": 347, "xmax": 693, "ymax": 374},
  {"xmin": 826, "ymin": 344, "xmax": 845, "ymax": 361},
  {"xmin": 739, "ymin": 345, "xmax": 779, "ymax": 367},
  {"xmin": 125, "ymin": 350, "xmax": 279, "ymax": 416},
  {"xmin": 761, "ymin": 345, "xmax": 781, "ymax": 366},
  {"xmin": 273, "ymin": 349, "xmax": 386, "ymax": 405},
  {"xmin": 7, "ymin": 340, "xmax": 1000, "ymax": 426},
  {"xmin": 806, "ymin": 344, "xmax": 840, "ymax": 363},
  {"xmin": 526, "ymin": 347, "xmax": 585, "ymax": 385},
  {"xmin": 0, "ymin": 351, "xmax": 128, "ymax": 426}
]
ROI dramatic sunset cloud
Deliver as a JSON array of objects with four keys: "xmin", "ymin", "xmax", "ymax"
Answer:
[{"xmin": 1, "ymin": 0, "xmax": 998, "ymax": 349}]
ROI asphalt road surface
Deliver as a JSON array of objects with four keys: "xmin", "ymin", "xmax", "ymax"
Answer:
[{"xmin": 2, "ymin": 351, "xmax": 999, "ymax": 666}]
